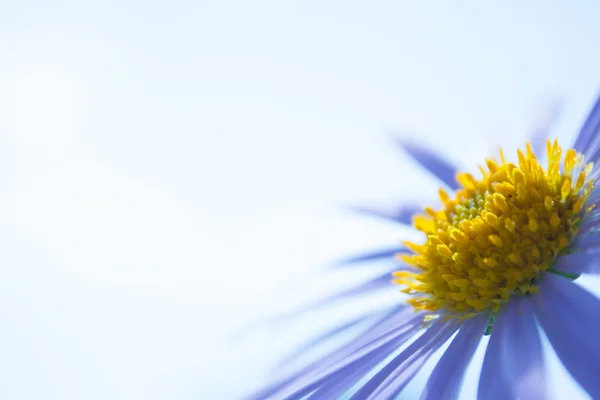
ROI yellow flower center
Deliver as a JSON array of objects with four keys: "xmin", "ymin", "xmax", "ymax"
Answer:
[{"xmin": 395, "ymin": 140, "xmax": 595, "ymax": 319}]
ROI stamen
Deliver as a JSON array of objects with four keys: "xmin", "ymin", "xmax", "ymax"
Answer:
[{"xmin": 396, "ymin": 140, "xmax": 594, "ymax": 319}]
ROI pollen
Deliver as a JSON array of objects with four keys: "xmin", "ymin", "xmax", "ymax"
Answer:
[{"xmin": 395, "ymin": 140, "xmax": 595, "ymax": 319}]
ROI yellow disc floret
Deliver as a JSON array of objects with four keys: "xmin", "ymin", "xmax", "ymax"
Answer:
[{"xmin": 395, "ymin": 140, "xmax": 595, "ymax": 319}]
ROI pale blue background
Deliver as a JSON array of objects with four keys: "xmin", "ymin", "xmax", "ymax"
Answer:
[{"xmin": 1, "ymin": 1, "xmax": 599, "ymax": 399}]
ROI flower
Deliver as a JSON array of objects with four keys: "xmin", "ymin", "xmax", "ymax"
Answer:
[{"xmin": 252, "ymin": 96, "xmax": 600, "ymax": 400}]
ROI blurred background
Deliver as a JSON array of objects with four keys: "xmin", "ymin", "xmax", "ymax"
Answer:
[{"xmin": 1, "ymin": 1, "xmax": 600, "ymax": 399}]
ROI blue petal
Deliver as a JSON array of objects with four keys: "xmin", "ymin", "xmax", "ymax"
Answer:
[
  {"xmin": 276, "ymin": 304, "xmax": 413, "ymax": 369},
  {"xmin": 528, "ymin": 99, "xmax": 562, "ymax": 158},
  {"xmin": 572, "ymin": 94, "xmax": 600, "ymax": 159},
  {"xmin": 573, "ymin": 231, "xmax": 600, "ymax": 252},
  {"xmin": 346, "ymin": 203, "xmax": 423, "ymax": 226},
  {"xmin": 420, "ymin": 315, "xmax": 487, "ymax": 400},
  {"xmin": 502, "ymin": 298, "xmax": 546, "ymax": 400},
  {"xmin": 253, "ymin": 311, "xmax": 423, "ymax": 400},
  {"xmin": 555, "ymin": 251, "xmax": 600, "ymax": 275},
  {"xmin": 266, "ymin": 266, "xmax": 407, "ymax": 323},
  {"xmin": 307, "ymin": 322, "xmax": 423, "ymax": 400},
  {"xmin": 334, "ymin": 247, "xmax": 408, "ymax": 267},
  {"xmin": 275, "ymin": 312, "xmax": 380, "ymax": 369},
  {"xmin": 334, "ymin": 308, "xmax": 421, "ymax": 361},
  {"xmin": 350, "ymin": 320, "xmax": 459, "ymax": 400},
  {"xmin": 579, "ymin": 213, "xmax": 600, "ymax": 234},
  {"xmin": 531, "ymin": 274, "xmax": 600, "ymax": 398},
  {"xmin": 580, "ymin": 209, "xmax": 600, "ymax": 235},
  {"xmin": 585, "ymin": 185, "xmax": 600, "ymax": 208},
  {"xmin": 477, "ymin": 308, "xmax": 513, "ymax": 400},
  {"xmin": 394, "ymin": 137, "xmax": 460, "ymax": 190},
  {"xmin": 320, "ymin": 272, "xmax": 395, "ymax": 301}
]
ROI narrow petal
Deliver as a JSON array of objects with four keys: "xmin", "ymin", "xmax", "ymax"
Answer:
[
  {"xmin": 306, "ymin": 307, "xmax": 416, "ymax": 374},
  {"xmin": 529, "ymin": 99, "xmax": 562, "ymax": 158},
  {"xmin": 394, "ymin": 137, "xmax": 460, "ymax": 190},
  {"xmin": 337, "ymin": 308, "xmax": 421, "ymax": 360},
  {"xmin": 275, "ymin": 268, "xmax": 406, "ymax": 320},
  {"xmin": 306, "ymin": 272, "xmax": 397, "ymax": 312},
  {"xmin": 555, "ymin": 251, "xmax": 600, "ymax": 275},
  {"xmin": 334, "ymin": 247, "xmax": 408, "ymax": 267},
  {"xmin": 255, "ymin": 312, "xmax": 424, "ymax": 400},
  {"xmin": 572, "ymin": 94, "xmax": 600, "ymax": 158},
  {"xmin": 307, "ymin": 322, "xmax": 423, "ymax": 400},
  {"xmin": 477, "ymin": 309, "xmax": 513, "ymax": 400},
  {"xmin": 350, "ymin": 320, "xmax": 459, "ymax": 400},
  {"xmin": 502, "ymin": 298, "xmax": 546, "ymax": 400},
  {"xmin": 325, "ymin": 308, "xmax": 416, "ymax": 357},
  {"xmin": 573, "ymin": 231, "xmax": 600, "ymax": 252},
  {"xmin": 532, "ymin": 274, "xmax": 600, "ymax": 398},
  {"xmin": 587, "ymin": 186, "xmax": 600, "ymax": 205},
  {"xmin": 420, "ymin": 315, "xmax": 487, "ymax": 400},
  {"xmin": 346, "ymin": 203, "xmax": 423, "ymax": 226},
  {"xmin": 275, "ymin": 312, "xmax": 378, "ymax": 368},
  {"xmin": 579, "ymin": 213, "xmax": 600, "ymax": 234},
  {"xmin": 276, "ymin": 305, "xmax": 415, "ymax": 370}
]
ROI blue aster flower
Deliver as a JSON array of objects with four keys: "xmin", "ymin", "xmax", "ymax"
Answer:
[{"xmin": 251, "ymin": 96, "xmax": 600, "ymax": 400}]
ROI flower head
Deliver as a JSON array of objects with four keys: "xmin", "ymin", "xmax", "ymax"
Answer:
[
  {"xmin": 397, "ymin": 141, "xmax": 594, "ymax": 320},
  {"xmin": 251, "ymin": 96, "xmax": 600, "ymax": 400}
]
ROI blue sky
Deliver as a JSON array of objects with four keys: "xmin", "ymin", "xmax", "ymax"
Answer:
[{"xmin": 1, "ymin": 1, "xmax": 600, "ymax": 399}]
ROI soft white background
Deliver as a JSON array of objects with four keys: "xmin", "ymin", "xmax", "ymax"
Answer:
[{"xmin": 1, "ymin": 1, "xmax": 600, "ymax": 399}]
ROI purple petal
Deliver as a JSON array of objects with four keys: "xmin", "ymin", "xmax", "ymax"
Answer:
[
  {"xmin": 305, "ymin": 306, "xmax": 412, "ymax": 367},
  {"xmin": 528, "ymin": 99, "xmax": 562, "ymax": 158},
  {"xmin": 532, "ymin": 274, "xmax": 600, "ymax": 398},
  {"xmin": 420, "ymin": 315, "xmax": 487, "ymax": 400},
  {"xmin": 572, "ymin": 94, "xmax": 600, "ymax": 158},
  {"xmin": 275, "ymin": 312, "xmax": 379, "ymax": 369},
  {"xmin": 502, "ymin": 298, "xmax": 546, "ymax": 400},
  {"xmin": 393, "ymin": 137, "xmax": 460, "ymax": 190},
  {"xmin": 350, "ymin": 320, "xmax": 459, "ymax": 400},
  {"xmin": 276, "ymin": 304, "xmax": 414, "ymax": 369},
  {"xmin": 583, "ymin": 186, "xmax": 600, "ymax": 210},
  {"xmin": 573, "ymin": 232, "xmax": 600, "ymax": 252},
  {"xmin": 255, "ymin": 311, "xmax": 424, "ymax": 400},
  {"xmin": 334, "ymin": 247, "xmax": 408, "ymax": 267},
  {"xmin": 477, "ymin": 309, "xmax": 513, "ymax": 400},
  {"xmin": 579, "ymin": 213, "xmax": 600, "ymax": 234},
  {"xmin": 336, "ymin": 308, "xmax": 421, "ymax": 361},
  {"xmin": 305, "ymin": 307, "xmax": 416, "ymax": 376},
  {"xmin": 304, "ymin": 272, "xmax": 396, "ymax": 309},
  {"xmin": 263, "ymin": 268, "xmax": 406, "ymax": 324},
  {"xmin": 346, "ymin": 203, "xmax": 423, "ymax": 226},
  {"xmin": 307, "ymin": 322, "xmax": 424, "ymax": 400},
  {"xmin": 329, "ymin": 271, "xmax": 396, "ymax": 296},
  {"xmin": 555, "ymin": 251, "xmax": 600, "ymax": 275}
]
